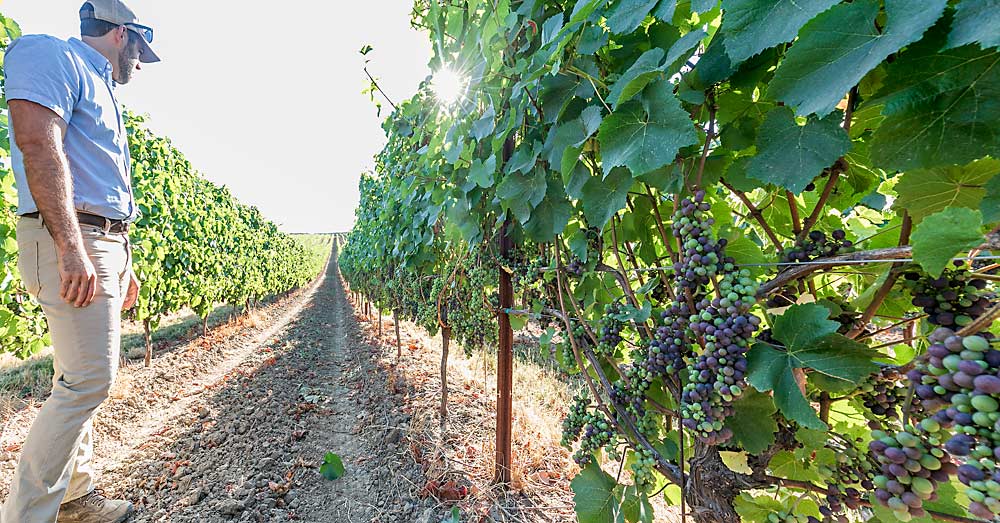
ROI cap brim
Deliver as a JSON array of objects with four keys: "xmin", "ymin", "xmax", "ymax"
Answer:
[{"xmin": 138, "ymin": 37, "xmax": 160, "ymax": 63}]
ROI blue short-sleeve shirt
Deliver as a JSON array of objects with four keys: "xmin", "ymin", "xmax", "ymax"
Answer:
[{"xmin": 5, "ymin": 35, "xmax": 137, "ymax": 222}]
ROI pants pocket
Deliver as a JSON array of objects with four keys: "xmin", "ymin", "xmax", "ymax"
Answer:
[{"xmin": 16, "ymin": 240, "xmax": 41, "ymax": 297}]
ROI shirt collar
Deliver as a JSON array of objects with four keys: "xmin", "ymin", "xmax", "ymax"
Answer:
[{"xmin": 68, "ymin": 37, "xmax": 114, "ymax": 82}]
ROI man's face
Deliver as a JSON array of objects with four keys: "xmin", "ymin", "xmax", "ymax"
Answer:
[{"xmin": 114, "ymin": 29, "xmax": 142, "ymax": 85}]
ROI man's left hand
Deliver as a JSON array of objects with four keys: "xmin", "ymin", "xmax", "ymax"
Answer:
[{"xmin": 123, "ymin": 270, "xmax": 140, "ymax": 310}]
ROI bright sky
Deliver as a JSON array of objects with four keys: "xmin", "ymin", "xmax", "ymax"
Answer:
[{"xmin": 2, "ymin": 0, "xmax": 432, "ymax": 233}]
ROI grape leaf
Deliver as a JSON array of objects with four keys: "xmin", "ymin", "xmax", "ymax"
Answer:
[
  {"xmin": 506, "ymin": 141, "xmax": 542, "ymax": 175},
  {"xmin": 868, "ymin": 21, "xmax": 1000, "ymax": 171},
  {"xmin": 620, "ymin": 487, "xmax": 654, "ymax": 523},
  {"xmin": 524, "ymin": 178, "xmax": 573, "ymax": 242},
  {"xmin": 772, "ymin": 303, "xmax": 839, "ymax": 351},
  {"xmin": 734, "ymin": 493, "xmax": 785, "ymax": 523},
  {"xmin": 607, "ymin": 49, "xmax": 666, "ymax": 109},
  {"xmin": 893, "ymin": 158, "xmax": 1000, "ymax": 224},
  {"xmin": 652, "ymin": 0, "xmax": 676, "ymax": 21},
  {"xmin": 746, "ymin": 345, "xmax": 825, "ymax": 429},
  {"xmin": 748, "ymin": 304, "xmax": 878, "ymax": 428},
  {"xmin": 766, "ymin": 0, "xmax": 947, "ymax": 116},
  {"xmin": 720, "ymin": 0, "xmax": 839, "ymax": 63},
  {"xmin": 724, "ymin": 388, "xmax": 778, "ymax": 454},
  {"xmin": 571, "ymin": 462, "xmax": 622, "ymax": 523},
  {"xmin": 768, "ymin": 450, "xmax": 822, "ymax": 482},
  {"xmin": 545, "ymin": 106, "xmax": 603, "ymax": 170},
  {"xmin": 468, "ymin": 155, "xmax": 497, "ymax": 189},
  {"xmin": 598, "ymin": 79, "xmax": 697, "ymax": 177},
  {"xmin": 947, "ymin": 0, "xmax": 1000, "ymax": 50},
  {"xmin": 911, "ymin": 207, "xmax": 985, "ymax": 277},
  {"xmin": 582, "ymin": 168, "xmax": 633, "ymax": 229},
  {"xmin": 497, "ymin": 166, "xmax": 547, "ymax": 223},
  {"xmin": 983, "ymin": 175, "xmax": 1000, "ymax": 225},
  {"xmin": 605, "ymin": 0, "xmax": 660, "ymax": 35},
  {"xmin": 692, "ymin": 0, "xmax": 717, "ymax": 13},
  {"xmin": 745, "ymin": 106, "xmax": 850, "ymax": 194}
]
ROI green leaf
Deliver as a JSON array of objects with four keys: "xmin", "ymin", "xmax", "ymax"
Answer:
[
  {"xmin": 983, "ymin": 174, "xmax": 1000, "ymax": 224},
  {"xmin": 745, "ymin": 107, "xmax": 850, "ymax": 194},
  {"xmin": 735, "ymin": 493, "xmax": 785, "ymax": 523},
  {"xmin": 524, "ymin": 178, "xmax": 573, "ymax": 242},
  {"xmin": 766, "ymin": 0, "xmax": 947, "ymax": 116},
  {"xmin": 605, "ymin": 0, "xmax": 659, "ymax": 35},
  {"xmin": 868, "ymin": 20, "xmax": 1000, "ymax": 171},
  {"xmin": 505, "ymin": 141, "xmax": 542, "ymax": 175},
  {"xmin": 598, "ymin": 79, "xmax": 697, "ymax": 177},
  {"xmin": 320, "ymin": 452, "xmax": 345, "ymax": 480},
  {"xmin": 769, "ymin": 450, "xmax": 822, "ymax": 482},
  {"xmin": 571, "ymin": 462, "xmax": 623, "ymax": 523},
  {"xmin": 581, "ymin": 167, "xmax": 633, "ymax": 229},
  {"xmin": 911, "ymin": 207, "xmax": 985, "ymax": 277},
  {"xmin": 749, "ymin": 304, "xmax": 879, "ymax": 428},
  {"xmin": 471, "ymin": 104, "xmax": 496, "ymax": 140},
  {"xmin": 620, "ymin": 486, "xmax": 654, "ymax": 523},
  {"xmin": 724, "ymin": 388, "xmax": 778, "ymax": 454},
  {"xmin": 720, "ymin": 0, "xmax": 840, "ymax": 63},
  {"xmin": 468, "ymin": 155, "xmax": 498, "ymax": 189},
  {"xmin": 546, "ymin": 106, "xmax": 604, "ymax": 170},
  {"xmin": 607, "ymin": 48, "xmax": 666, "ymax": 108},
  {"xmin": 947, "ymin": 0, "xmax": 1000, "ymax": 50},
  {"xmin": 509, "ymin": 311, "xmax": 529, "ymax": 331},
  {"xmin": 772, "ymin": 303, "xmax": 840, "ymax": 352},
  {"xmin": 497, "ymin": 166, "xmax": 548, "ymax": 223},
  {"xmin": 893, "ymin": 158, "xmax": 1000, "ymax": 224}
]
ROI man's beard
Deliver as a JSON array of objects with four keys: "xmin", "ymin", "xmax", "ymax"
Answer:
[{"xmin": 117, "ymin": 53, "xmax": 134, "ymax": 84}]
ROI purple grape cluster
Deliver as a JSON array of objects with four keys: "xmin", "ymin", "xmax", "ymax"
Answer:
[
  {"xmin": 666, "ymin": 191, "xmax": 761, "ymax": 445},
  {"xmin": 870, "ymin": 419, "xmax": 956, "ymax": 521},
  {"xmin": 859, "ymin": 367, "xmax": 906, "ymax": 419},
  {"xmin": 647, "ymin": 301, "xmax": 693, "ymax": 375},
  {"xmin": 911, "ymin": 327, "xmax": 1000, "ymax": 519},
  {"xmin": 780, "ymin": 229, "xmax": 853, "ymax": 263},
  {"xmin": 903, "ymin": 262, "xmax": 992, "ymax": 328}
]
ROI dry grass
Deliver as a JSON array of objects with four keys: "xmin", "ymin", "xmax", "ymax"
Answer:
[{"xmin": 349, "ymin": 296, "xmax": 683, "ymax": 523}]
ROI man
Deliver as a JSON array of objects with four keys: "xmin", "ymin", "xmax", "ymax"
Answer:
[{"xmin": 1, "ymin": 1, "xmax": 160, "ymax": 521}]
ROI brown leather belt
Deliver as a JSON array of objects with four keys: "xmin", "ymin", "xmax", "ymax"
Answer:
[{"xmin": 22, "ymin": 211, "xmax": 130, "ymax": 234}]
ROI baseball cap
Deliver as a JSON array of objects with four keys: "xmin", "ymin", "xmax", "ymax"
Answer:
[{"xmin": 80, "ymin": 0, "xmax": 160, "ymax": 63}]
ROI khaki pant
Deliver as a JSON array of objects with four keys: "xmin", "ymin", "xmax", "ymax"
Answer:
[{"xmin": 1, "ymin": 217, "xmax": 130, "ymax": 523}]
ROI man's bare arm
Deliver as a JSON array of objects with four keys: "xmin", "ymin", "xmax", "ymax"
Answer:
[{"xmin": 10, "ymin": 99, "xmax": 97, "ymax": 307}]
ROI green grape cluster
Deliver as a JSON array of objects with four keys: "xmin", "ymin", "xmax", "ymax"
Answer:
[
  {"xmin": 596, "ymin": 303, "xmax": 625, "ymax": 356},
  {"xmin": 630, "ymin": 446, "xmax": 658, "ymax": 491}
]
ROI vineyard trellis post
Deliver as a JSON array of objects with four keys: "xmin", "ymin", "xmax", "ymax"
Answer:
[{"xmin": 495, "ymin": 137, "xmax": 516, "ymax": 484}]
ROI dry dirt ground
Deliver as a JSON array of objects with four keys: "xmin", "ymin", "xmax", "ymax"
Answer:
[{"xmin": 0, "ymin": 255, "xmax": 602, "ymax": 523}]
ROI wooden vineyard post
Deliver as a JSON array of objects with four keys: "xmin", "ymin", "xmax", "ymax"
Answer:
[
  {"xmin": 495, "ymin": 136, "xmax": 516, "ymax": 484},
  {"xmin": 394, "ymin": 310, "xmax": 402, "ymax": 364},
  {"xmin": 143, "ymin": 318, "xmax": 153, "ymax": 368},
  {"xmin": 378, "ymin": 298, "xmax": 383, "ymax": 339},
  {"xmin": 441, "ymin": 325, "xmax": 452, "ymax": 430},
  {"xmin": 203, "ymin": 316, "xmax": 209, "ymax": 337}
]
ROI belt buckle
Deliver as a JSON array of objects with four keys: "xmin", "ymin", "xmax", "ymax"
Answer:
[{"xmin": 102, "ymin": 216, "xmax": 112, "ymax": 234}]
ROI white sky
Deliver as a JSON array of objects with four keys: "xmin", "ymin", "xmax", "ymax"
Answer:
[{"xmin": 2, "ymin": 0, "xmax": 432, "ymax": 233}]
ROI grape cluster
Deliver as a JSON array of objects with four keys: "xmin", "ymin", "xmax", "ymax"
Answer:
[
  {"xmin": 903, "ymin": 262, "xmax": 992, "ymax": 328},
  {"xmin": 779, "ymin": 229, "xmax": 853, "ymax": 263},
  {"xmin": 859, "ymin": 367, "xmax": 906, "ymax": 419},
  {"xmin": 870, "ymin": 420, "xmax": 956, "ymax": 521},
  {"xmin": 630, "ymin": 445, "xmax": 658, "ymax": 491},
  {"xmin": 668, "ymin": 191, "xmax": 761, "ymax": 444},
  {"xmin": 647, "ymin": 300, "xmax": 693, "ymax": 375},
  {"xmin": 596, "ymin": 303, "xmax": 625, "ymax": 356},
  {"xmin": 560, "ymin": 393, "xmax": 616, "ymax": 465},
  {"xmin": 913, "ymin": 328, "xmax": 1000, "ymax": 519},
  {"xmin": 565, "ymin": 258, "xmax": 585, "ymax": 276}
]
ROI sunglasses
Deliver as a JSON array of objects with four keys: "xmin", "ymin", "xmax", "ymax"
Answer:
[{"xmin": 124, "ymin": 23, "xmax": 153, "ymax": 44}]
